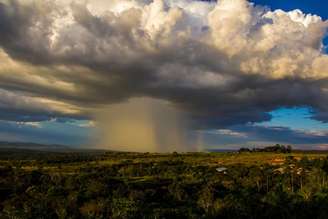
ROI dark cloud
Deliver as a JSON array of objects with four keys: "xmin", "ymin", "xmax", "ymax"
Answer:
[
  {"xmin": 0, "ymin": 0, "xmax": 327, "ymax": 131},
  {"xmin": 0, "ymin": 0, "xmax": 57, "ymax": 63},
  {"xmin": 0, "ymin": 120, "xmax": 91, "ymax": 145},
  {"xmin": 202, "ymin": 124, "xmax": 328, "ymax": 147},
  {"xmin": 236, "ymin": 125, "xmax": 328, "ymax": 145}
]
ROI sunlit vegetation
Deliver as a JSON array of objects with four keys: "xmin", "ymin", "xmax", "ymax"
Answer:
[{"xmin": 1, "ymin": 149, "xmax": 328, "ymax": 218}]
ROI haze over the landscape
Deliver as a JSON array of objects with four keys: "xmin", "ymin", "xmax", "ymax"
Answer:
[{"xmin": 0, "ymin": 0, "xmax": 328, "ymax": 151}]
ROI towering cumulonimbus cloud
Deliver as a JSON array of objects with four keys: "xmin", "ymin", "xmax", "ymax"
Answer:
[{"xmin": 0, "ymin": 0, "xmax": 327, "ymax": 130}]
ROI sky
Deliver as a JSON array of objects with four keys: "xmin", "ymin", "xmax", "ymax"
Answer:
[{"xmin": 0, "ymin": 0, "xmax": 327, "ymax": 151}]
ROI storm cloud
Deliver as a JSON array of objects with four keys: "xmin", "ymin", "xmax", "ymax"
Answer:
[{"xmin": 0, "ymin": 0, "xmax": 327, "ymax": 130}]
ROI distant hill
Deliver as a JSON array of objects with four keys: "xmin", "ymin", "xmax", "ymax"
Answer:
[
  {"xmin": 207, "ymin": 149, "xmax": 237, "ymax": 153},
  {"xmin": 0, "ymin": 141, "xmax": 71, "ymax": 152}
]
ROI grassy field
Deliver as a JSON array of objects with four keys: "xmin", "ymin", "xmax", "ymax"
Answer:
[{"xmin": 1, "ymin": 150, "xmax": 327, "ymax": 172}]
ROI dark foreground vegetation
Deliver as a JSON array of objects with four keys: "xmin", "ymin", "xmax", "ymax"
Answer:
[{"xmin": 1, "ymin": 149, "xmax": 328, "ymax": 219}]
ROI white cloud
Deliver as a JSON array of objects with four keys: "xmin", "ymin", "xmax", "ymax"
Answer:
[
  {"xmin": 204, "ymin": 129, "xmax": 248, "ymax": 138},
  {"xmin": 297, "ymin": 129, "xmax": 328, "ymax": 137},
  {"xmin": 16, "ymin": 121, "xmax": 42, "ymax": 128}
]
